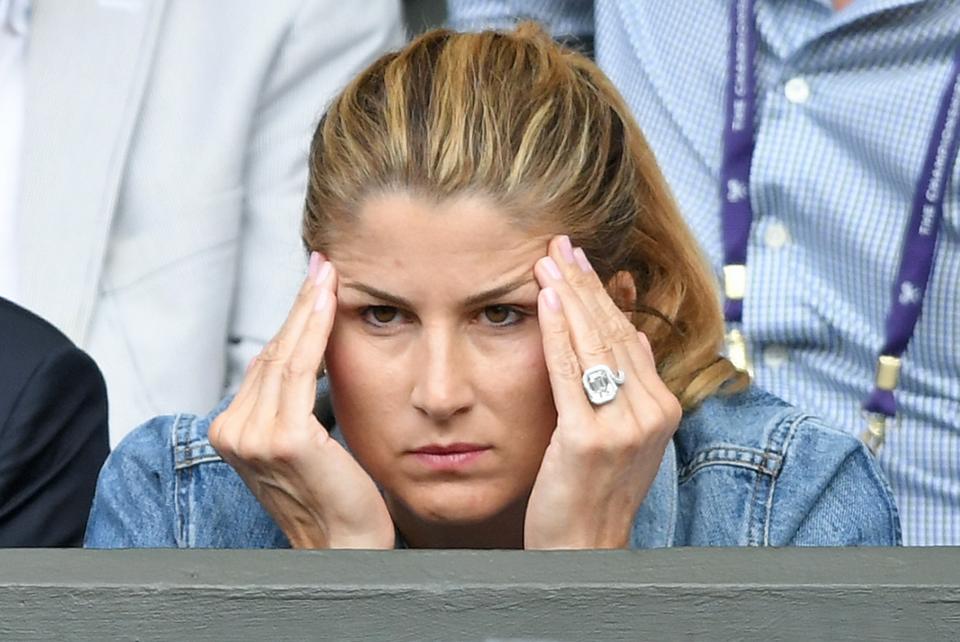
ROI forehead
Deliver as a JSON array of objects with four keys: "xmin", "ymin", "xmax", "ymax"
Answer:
[{"xmin": 330, "ymin": 192, "xmax": 550, "ymax": 294}]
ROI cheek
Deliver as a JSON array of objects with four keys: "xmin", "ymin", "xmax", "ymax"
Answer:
[
  {"xmin": 478, "ymin": 332, "xmax": 557, "ymax": 438},
  {"xmin": 324, "ymin": 322, "xmax": 404, "ymax": 447}
]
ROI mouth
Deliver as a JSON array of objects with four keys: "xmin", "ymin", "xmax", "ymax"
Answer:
[{"xmin": 408, "ymin": 443, "xmax": 492, "ymax": 471}]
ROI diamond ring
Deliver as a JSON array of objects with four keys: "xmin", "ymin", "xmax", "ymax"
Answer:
[{"xmin": 582, "ymin": 364, "xmax": 625, "ymax": 406}]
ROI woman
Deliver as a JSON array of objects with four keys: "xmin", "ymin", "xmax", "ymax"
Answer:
[{"xmin": 84, "ymin": 25, "xmax": 899, "ymax": 549}]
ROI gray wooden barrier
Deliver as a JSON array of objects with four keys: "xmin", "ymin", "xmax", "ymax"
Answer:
[{"xmin": 2, "ymin": 548, "xmax": 958, "ymax": 641}]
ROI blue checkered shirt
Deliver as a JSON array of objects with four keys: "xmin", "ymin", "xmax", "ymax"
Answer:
[{"xmin": 448, "ymin": 0, "xmax": 960, "ymax": 545}]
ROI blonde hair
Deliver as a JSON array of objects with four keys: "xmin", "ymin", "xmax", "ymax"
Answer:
[{"xmin": 303, "ymin": 24, "xmax": 747, "ymax": 408}]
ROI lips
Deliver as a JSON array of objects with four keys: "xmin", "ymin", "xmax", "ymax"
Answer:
[
  {"xmin": 411, "ymin": 443, "xmax": 489, "ymax": 455},
  {"xmin": 408, "ymin": 443, "xmax": 491, "ymax": 470}
]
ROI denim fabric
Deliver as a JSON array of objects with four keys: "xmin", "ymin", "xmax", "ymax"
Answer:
[{"xmin": 84, "ymin": 386, "xmax": 901, "ymax": 548}]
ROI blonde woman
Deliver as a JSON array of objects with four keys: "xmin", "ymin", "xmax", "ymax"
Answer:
[{"xmin": 85, "ymin": 26, "xmax": 899, "ymax": 549}]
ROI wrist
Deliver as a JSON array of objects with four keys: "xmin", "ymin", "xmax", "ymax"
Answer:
[{"xmin": 326, "ymin": 531, "xmax": 396, "ymax": 550}]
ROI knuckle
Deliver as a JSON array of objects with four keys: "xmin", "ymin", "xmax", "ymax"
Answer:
[
  {"xmin": 613, "ymin": 424, "xmax": 645, "ymax": 451},
  {"xmin": 234, "ymin": 434, "xmax": 262, "ymax": 463},
  {"xmin": 639, "ymin": 404, "xmax": 668, "ymax": 431},
  {"xmin": 636, "ymin": 399, "xmax": 680, "ymax": 438},
  {"xmin": 579, "ymin": 328, "xmax": 611, "ymax": 358},
  {"xmin": 209, "ymin": 416, "xmax": 230, "ymax": 450},
  {"xmin": 605, "ymin": 313, "xmax": 636, "ymax": 345},
  {"xmin": 295, "ymin": 282, "xmax": 315, "ymax": 305},
  {"xmin": 567, "ymin": 266, "xmax": 593, "ymax": 289},
  {"xmin": 664, "ymin": 396, "xmax": 683, "ymax": 427},
  {"xmin": 260, "ymin": 339, "xmax": 289, "ymax": 363},
  {"xmin": 544, "ymin": 320, "xmax": 569, "ymax": 339},
  {"xmin": 550, "ymin": 349, "xmax": 582, "ymax": 380},
  {"xmin": 281, "ymin": 357, "xmax": 312, "ymax": 382},
  {"xmin": 268, "ymin": 431, "xmax": 303, "ymax": 464}
]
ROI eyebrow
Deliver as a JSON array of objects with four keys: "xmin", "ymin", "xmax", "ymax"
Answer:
[{"xmin": 341, "ymin": 276, "xmax": 538, "ymax": 309}]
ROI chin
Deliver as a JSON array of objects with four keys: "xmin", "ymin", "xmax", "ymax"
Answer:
[{"xmin": 401, "ymin": 481, "xmax": 523, "ymax": 525}]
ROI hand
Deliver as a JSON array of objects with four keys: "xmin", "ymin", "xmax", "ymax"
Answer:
[
  {"xmin": 524, "ymin": 236, "xmax": 682, "ymax": 549},
  {"xmin": 210, "ymin": 253, "xmax": 395, "ymax": 549}
]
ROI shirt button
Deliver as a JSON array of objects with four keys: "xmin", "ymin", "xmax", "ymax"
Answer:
[
  {"xmin": 784, "ymin": 77, "xmax": 810, "ymax": 104},
  {"xmin": 763, "ymin": 344, "xmax": 790, "ymax": 368},
  {"xmin": 764, "ymin": 221, "xmax": 791, "ymax": 249}
]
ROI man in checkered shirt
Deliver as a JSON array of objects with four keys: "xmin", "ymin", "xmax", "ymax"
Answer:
[{"xmin": 447, "ymin": 0, "xmax": 960, "ymax": 546}]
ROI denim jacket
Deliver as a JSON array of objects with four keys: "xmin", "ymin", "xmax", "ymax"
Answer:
[{"xmin": 84, "ymin": 385, "xmax": 901, "ymax": 548}]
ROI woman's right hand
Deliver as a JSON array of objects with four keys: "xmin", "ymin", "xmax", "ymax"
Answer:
[{"xmin": 210, "ymin": 253, "xmax": 395, "ymax": 549}]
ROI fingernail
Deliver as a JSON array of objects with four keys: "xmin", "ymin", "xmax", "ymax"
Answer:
[
  {"xmin": 573, "ymin": 247, "xmax": 592, "ymax": 273},
  {"xmin": 315, "ymin": 261, "xmax": 332, "ymax": 286},
  {"xmin": 558, "ymin": 235, "xmax": 575, "ymax": 264},
  {"xmin": 315, "ymin": 289, "xmax": 328, "ymax": 311},
  {"xmin": 543, "ymin": 287, "xmax": 561, "ymax": 311},
  {"xmin": 542, "ymin": 256, "xmax": 563, "ymax": 280},
  {"xmin": 308, "ymin": 251, "xmax": 320, "ymax": 279}
]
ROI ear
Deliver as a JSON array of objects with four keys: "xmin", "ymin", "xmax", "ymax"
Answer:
[{"xmin": 606, "ymin": 270, "xmax": 637, "ymax": 313}]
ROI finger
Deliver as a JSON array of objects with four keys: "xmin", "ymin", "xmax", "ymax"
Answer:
[
  {"xmin": 308, "ymin": 250, "xmax": 321, "ymax": 280},
  {"xmin": 234, "ymin": 254, "xmax": 330, "ymax": 452},
  {"xmin": 278, "ymin": 265, "xmax": 339, "ymax": 426},
  {"xmin": 217, "ymin": 356, "xmax": 265, "ymax": 450},
  {"xmin": 548, "ymin": 237, "xmax": 657, "ymax": 416},
  {"xmin": 534, "ymin": 254, "xmax": 624, "ymax": 403},
  {"xmin": 266, "ymin": 252, "xmax": 329, "ymax": 364},
  {"xmin": 536, "ymin": 287, "xmax": 594, "ymax": 422},
  {"xmin": 213, "ymin": 353, "xmax": 265, "ymax": 451},
  {"xmin": 254, "ymin": 260, "xmax": 335, "ymax": 425},
  {"xmin": 626, "ymin": 330, "xmax": 682, "ymax": 425},
  {"xmin": 545, "ymin": 236, "xmax": 680, "ymax": 439},
  {"xmin": 235, "ymin": 354, "xmax": 265, "ymax": 401},
  {"xmin": 549, "ymin": 237, "xmax": 638, "ymax": 353}
]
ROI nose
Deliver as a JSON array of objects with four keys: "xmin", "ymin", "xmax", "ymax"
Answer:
[{"xmin": 410, "ymin": 328, "xmax": 475, "ymax": 422}]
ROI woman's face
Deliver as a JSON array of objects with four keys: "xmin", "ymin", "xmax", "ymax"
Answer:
[{"xmin": 325, "ymin": 191, "xmax": 558, "ymax": 530}]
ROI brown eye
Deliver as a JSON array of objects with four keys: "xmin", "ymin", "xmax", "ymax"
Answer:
[
  {"xmin": 483, "ymin": 305, "xmax": 519, "ymax": 326},
  {"xmin": 367, "ymin": 306, "xmax": 398, "ymax": 324}
]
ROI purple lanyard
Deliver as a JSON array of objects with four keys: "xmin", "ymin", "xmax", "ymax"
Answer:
[{"xmin": 719, "ymin": 0, "xmax": 960, "ymax": 452}]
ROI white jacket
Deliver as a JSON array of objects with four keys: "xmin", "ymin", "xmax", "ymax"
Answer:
[{"xmin": 17, "ymin": 0, "xmax": 405, "ymax": 444}]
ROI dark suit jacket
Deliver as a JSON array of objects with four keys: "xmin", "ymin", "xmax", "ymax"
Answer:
[{"xmin": 0, "ymin": 297, "xmax": 109, "ymax": 546}]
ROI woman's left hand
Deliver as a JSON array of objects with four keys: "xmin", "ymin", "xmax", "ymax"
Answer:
[{"xmin": 524, "ymin": 235, "xmax": 682, "ymax": 549}]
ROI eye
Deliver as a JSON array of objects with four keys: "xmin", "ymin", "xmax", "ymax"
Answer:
[
  {"xmin": 481, "ymin": 305, "xmax": 524, "ymax": 327},
  {"xmin": 362, "ymin": 305, "xmax": 402, "ymax": 326}
]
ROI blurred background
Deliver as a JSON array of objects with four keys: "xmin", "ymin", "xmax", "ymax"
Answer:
[{"xmin": 403, "ymin": 0, "xmax": 446, "ymax": 34}]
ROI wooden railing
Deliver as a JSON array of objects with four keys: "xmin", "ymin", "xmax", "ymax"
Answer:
[{"xmin": 2, "ymin": 548, "xmax": 958, "ymax": 641}]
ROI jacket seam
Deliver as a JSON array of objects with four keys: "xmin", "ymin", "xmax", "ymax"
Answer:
[
  {"xmin": 677, "ymin": 444, "xmax": 783, "ymax": 482},
  {"xmin": 841, "ymin": 441, "xmax": 903, "ymax": 544},
  {"xmin": 173, "ymin": 413, "xmax": 222, "ymax": 470},
  {"xmin": 178, "ymin": 454, "xmax": 223, "ymax": 467},
  {"xmin": 171, "ymin": 413, "xmax": 185, "ymax": 548},
  {"xmin": 761, "ymin": 416, "xmax": 803, "ymax": 546},
  {"xmin": 175, "ymin": 443, "xmax": 223, "ymax": 469},
  {"xmin": 745, "ymin": 412, "xmax": 800, "ymax": 546}
]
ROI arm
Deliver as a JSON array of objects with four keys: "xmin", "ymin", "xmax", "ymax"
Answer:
[
  {"xmin": 769, "ymin": 421, "xmax": 901, "ymax": 546},
  {"xmin": 226, "ymin": 0, "xmax": 406, "ymax": 392},
  {"xmin": 0, "ymin": 347, "xmax": 109, "ymax": 547}
]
